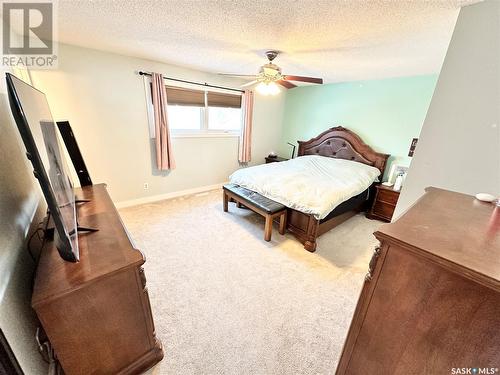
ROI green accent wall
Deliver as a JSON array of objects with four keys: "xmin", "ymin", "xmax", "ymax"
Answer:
[{"xmin": 279, "ymin": 75, "xmax": 438, "ymax": 180}]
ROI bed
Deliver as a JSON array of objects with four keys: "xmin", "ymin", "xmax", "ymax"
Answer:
[{"xmin": 230, "ymin": 126, "xmax": 389, "ymax": 252}]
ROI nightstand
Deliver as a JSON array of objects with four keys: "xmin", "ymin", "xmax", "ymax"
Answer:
[
  {"xmin": 265, "ymin": 156, "xmax": 289, "ymax": 164},
  {"xmin": 366, "ymin": 184, "xmax": 400, "ymax": 222}
]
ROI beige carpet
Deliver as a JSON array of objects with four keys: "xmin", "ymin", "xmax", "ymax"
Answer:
[{"xmin": 119, "ymin": 189, "xmax": 382, "ymax": 375}]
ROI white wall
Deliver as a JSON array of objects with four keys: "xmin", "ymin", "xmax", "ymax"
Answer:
[
  {"xmin": 394, "ymin": 0, "xmax": 500, "ymax": 218},
  {"xmin": 29, "ymin": 44, "xmax": 286, "ymax": 204}
]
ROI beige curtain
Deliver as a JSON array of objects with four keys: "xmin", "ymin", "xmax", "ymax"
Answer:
[
  {"xmin": 151, "ymin": 73, "xmax": 175, "ymax": 170},
  {"xmin": 238, "ymin": 90, "xmax": 254, "ymax": 163}
]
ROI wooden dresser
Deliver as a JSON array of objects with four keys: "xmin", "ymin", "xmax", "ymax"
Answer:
[
  {"xmin": 32, "ymin": 184, "xmax": 163, "ymax": 374},
  {"xmin": 337, "ymin": 187, "xmax": 500, "ymax": 375}
]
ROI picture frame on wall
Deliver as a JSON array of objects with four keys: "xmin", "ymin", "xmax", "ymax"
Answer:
[{"xmin": 387, "ymin": 164, "xmax": 409, "ymax": 185}]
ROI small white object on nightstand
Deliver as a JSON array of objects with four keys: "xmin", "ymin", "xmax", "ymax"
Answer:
[{"xmin": 393, "ymin": 174, "xmax": 404, "ymax": 191}]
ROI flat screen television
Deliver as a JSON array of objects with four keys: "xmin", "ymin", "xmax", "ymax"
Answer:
[{"xmin": 6, "ymin": 73, "xmax": 79, "ymax": 262}]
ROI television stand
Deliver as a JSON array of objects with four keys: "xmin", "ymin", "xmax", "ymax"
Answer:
[{"xmin": 32, "ymin": 184, "xmax": 164, "ymax": 374}]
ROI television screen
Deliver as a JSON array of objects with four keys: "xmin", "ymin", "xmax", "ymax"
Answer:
[{"xmin": 6, "ymin": 73, "xmax": 79, "ymax": 262}]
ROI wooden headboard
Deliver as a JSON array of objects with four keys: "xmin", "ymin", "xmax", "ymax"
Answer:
[{"xmin": 297, "ymin": 126, "xmax": 390, "ymax": 175}]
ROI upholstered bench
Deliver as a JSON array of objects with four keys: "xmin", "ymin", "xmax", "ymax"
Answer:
[{"xmin": 223, "ymin": 184, "xmax": 287, "ymax": 241}]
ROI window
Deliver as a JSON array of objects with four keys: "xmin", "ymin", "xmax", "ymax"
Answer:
[
  {"xmin": 208, "ymin": 107, "xmax": 241, "ymax": 131},
  {"xmin": 167, "ymin": 106, "xmax": 203, "ymax": 131},
  {"xmin": 165, "ymin": 86, "xmax": 242, "ymax": 136},
  {"xmin": 206, "ymin": 91, "xmax": 242, "ymax": 132}
]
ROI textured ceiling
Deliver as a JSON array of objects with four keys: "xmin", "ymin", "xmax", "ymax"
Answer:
[{"xmin": 54, "ymin": 0, "xmax": 478, "ymax": 83}]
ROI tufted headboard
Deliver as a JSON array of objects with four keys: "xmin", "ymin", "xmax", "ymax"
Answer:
[{"xmin": 297, "ymin": 126, "xmax": 390, "ymax": 175}]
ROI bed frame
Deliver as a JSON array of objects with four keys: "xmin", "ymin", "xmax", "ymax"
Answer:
[{"xmin": 286, "ymin": 126, "xmax": 389, "ymax": 252}]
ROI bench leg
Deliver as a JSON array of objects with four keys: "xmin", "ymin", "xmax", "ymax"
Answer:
[
  {"xmin": 279, "ymin": 211, "xmax": 287, "ymax": 235},
  {"xmin": 223, "ymin": 191, "xmax": 228, "ymax": 212},
  {"xmin": 264, "ymin": 214, "xmax": 273, "ymax": 241}
]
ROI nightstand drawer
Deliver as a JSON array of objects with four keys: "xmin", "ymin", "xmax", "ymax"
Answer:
[
  {"xmin": 377, "ymin": 189, "xmax": 399, "ymax": 205},
  {"xmin": 372, "ymin": 201, "xmax": 396, "ymax": 221},
  {"xmin": 367, "ymin": 185, "xmax": 400, "ymax": 222}
]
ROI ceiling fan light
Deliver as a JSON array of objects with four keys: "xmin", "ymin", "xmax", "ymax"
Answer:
[
  {"xmin": 256, "ymin": 81, "xmax": 280, "ymax": 96},
  {"xmin": 261, "ymin": 63, "xmax": 281, "ymax": 75},
  {"xmin": 268, "ymin": 82, "xmax": 280, "ymax": 95}
]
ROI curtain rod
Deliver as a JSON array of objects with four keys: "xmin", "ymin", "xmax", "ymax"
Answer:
[{"xmin": 138, "ymin": 71, "xmax": 245, "ymax": 94}]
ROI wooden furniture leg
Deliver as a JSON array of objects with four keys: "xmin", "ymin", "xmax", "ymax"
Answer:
[
  {"xmin": 223, "ymin": 190, "xmax": 228, "ymax": 212},
  {"xmin": 264, "ymin": 215, "xmax": 273, "ymax": 241},
  {"xmin": 223, "ymin": 185, "xmax": 287, "ymax": 243},
  {"xmin": 279, "ymin": 211, "xmax": 286, "ymax": 235}
]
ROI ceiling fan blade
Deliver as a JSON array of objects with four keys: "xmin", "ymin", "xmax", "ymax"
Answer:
[
  {"xmin": 277, "ymin": 80, "xmax": 297, "ymax": 89},
  {"xmin": 218, "ymin": 73, "xmax": 258, "ymax": 80},
  {"xmin": 241, "ymin": 80, "xmax": 259, "ymax": 88},
  {"xmin": 283, "ymin": 75, "xmax": 323, "ymax": 84}
]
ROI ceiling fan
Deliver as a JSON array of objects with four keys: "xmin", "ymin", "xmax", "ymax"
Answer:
[{"xmin": 219, "ymin": 50, "xmax": 323, "ymax": 95}]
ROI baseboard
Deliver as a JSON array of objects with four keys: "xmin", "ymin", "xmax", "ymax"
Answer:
[{"xmin": 115, "ymin": 183, "xmax": 225, "ymax": 209}]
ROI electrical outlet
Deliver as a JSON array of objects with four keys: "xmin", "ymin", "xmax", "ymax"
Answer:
[{"xmin": 143, "ymin": 183, "xmax": 149, "ymax": 190}]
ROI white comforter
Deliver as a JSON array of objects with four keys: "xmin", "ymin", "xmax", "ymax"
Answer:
[{"xmin": 229, "ymin": 155, "xmax": 380, "ymax": 220}]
